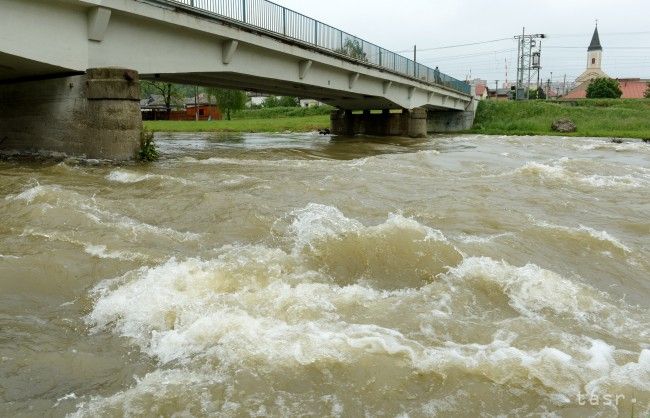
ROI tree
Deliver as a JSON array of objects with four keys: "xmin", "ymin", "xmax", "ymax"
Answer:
[
  {"xmin": 206, "ymin": 88, "xmax": 247, "ymax": 120},
  {"xmin": 528, "ymin": 87, "xmax": 546, "ymax": 100},
  {"xmin": 278, "ymin": 96, "xmax": 300, "ymax": 107},
  {"xmin": 644, "ymin": 83, "xmax": 650, "ymax": 99},
  {"xmin": 335, "ymin": 39, "xmax": 368, "ymax": 62},
  {"xmin": 586, "ymin": 77, "xmax": 622, "ymax": 99},
  {"xmin": 141, "ymin": 81, "xmax": 184, "ymax": 114},
  {"xmin": 262, "ymin": 95, "xmax": 280, "ymax": 108}
]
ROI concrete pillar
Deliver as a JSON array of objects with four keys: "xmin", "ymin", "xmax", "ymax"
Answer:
[
  {"xmin": 0, "ymin": 68, "xmax": 142, "ymax": 160},
  {"xmin": 427, "ymin": 110, "xmax": 476, "ymax": 133},
  {"xmin": 330, "ymin": 109, "xmax": 354, "ymax": 136},
  {"xmin": 407, "ymin": 107, "xmax": 427, "ymax": 138},
  {"xmin": 330, "ymin": 107, "xmax": 430, "ymax": 138}
]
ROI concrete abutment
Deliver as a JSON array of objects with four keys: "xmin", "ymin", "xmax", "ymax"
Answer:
[
  {"xmin": 0, "ymin": 68, "xmax": 142, "ymax": 160},
  {"xmin": 330, "ymin": 107, "xmax": 475, "ymax": 137}
]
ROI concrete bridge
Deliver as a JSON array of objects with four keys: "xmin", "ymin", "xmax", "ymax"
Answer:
[{"xmin": 0, "ymin": 0, "xmax": 476, "ymax": 159}]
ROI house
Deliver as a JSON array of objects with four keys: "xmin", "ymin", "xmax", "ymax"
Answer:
[
  {"xmin": 182, "ymin": 93, "xmax": 222, "ymax": 121},
  {"xmin": 140, "ymin": 93, "xmax": 222, "ymax": 121},
  {"xmin": 140, "ymin": 94, "xmax": 176, "ymax": 121},
  {"xmin": 487, "ymin": 88, "xmax": 512, "ymax": 101},
  {"xmin": 474, "ymin": 84, "xmax": 489, "ymax": 100}
]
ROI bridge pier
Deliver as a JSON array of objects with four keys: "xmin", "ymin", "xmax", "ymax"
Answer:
[
  {"xmin": 0, "ymin": 68, "xmax": 142, "ymax": 160},
  {"xmin": 330, "ymin": 108, "xmax": 428, "ymax": 138},
  {"xmin": 330, "ymin": 106, "xmax": 475, "ymax": 137},
  {"xmin": 427, "ymin": 109, "xmax": 476, "ymax": 133}
]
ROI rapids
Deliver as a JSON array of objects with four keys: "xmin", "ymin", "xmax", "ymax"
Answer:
[{"xmin": 0, "ymin": 133, "xmax": 648, "ymax": 417}]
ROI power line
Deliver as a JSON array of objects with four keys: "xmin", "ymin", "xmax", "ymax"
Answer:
[
  {"xmin": 395, "ymin": 37, "xmax": 512, "ymax": 53},
  {"xmin": 545, "ymin": 46, "xmax": 650, "ymax": 49}
]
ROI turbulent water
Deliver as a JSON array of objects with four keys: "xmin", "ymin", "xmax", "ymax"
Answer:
[{"xmin": 0, "ymin": 133, "xmax": 649, "ymax": 417}]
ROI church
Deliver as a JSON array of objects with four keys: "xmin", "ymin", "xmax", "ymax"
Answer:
[{"xmin": 564, "ymin": 26, "xmax": 648, "ymax": 99}]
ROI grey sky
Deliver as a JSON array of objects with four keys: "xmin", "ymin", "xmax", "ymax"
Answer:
[{"xmin": 273, "ymin": 0, "xmax": 650, "ymax": 85}]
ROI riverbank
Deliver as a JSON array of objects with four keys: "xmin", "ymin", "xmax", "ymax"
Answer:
[
  {"xmin": 472, "ymin": 99, "xmax": 650, "ymax": 139},
  {"xmin": 144, "ymin": 106, "xmax": 331, "ymax": 133}
]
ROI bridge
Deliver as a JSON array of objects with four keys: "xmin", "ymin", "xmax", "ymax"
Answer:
[{"xmin": 0, "ymin": 0, "xmax": 476, "ymax": 159}]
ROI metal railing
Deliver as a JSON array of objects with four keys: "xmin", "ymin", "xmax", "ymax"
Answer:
[{"xmin": 161, "ymin": 0, "xmax": 471, "ymax": 95}]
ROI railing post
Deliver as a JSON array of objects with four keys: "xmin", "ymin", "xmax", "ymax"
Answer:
[
  {"xmin": 242, "ymin": 0, "xmax": 247, "ymax": 23},
  {"xmin": 314, "ymin": 21, "xmax": 318, "ymax": 45},
  {"xmin": 282, "ymin": 8, "xmax": 286, "ymax": 35},
  {"xmin": 379, "ymin": 49, "xmax": 382, "ymax": 67},
  {"xmin": 190, "ymin": 0, "xmax": 194, "ymax": 6}
]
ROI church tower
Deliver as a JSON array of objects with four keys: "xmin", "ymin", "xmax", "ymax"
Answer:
[{"xmin": 576, "ymin": 25, "xmax": 608, "ymax": 83}]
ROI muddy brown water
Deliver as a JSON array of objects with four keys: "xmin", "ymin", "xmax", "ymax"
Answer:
[{"xmin": 0, "ymin": 133, "xmax": 648, "ymax": 417}]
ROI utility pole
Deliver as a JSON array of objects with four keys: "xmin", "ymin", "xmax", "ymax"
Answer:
[
  {"xmin": 563, "ymin": 74, "xmax": 567, "ymax": 96},
  {"xmin": 194, "ymin": 85, "xmax": 199, "ymax": 121},
  {"xmin": 514, "ymin": 28, "xmax": 545, "ymax": 101},
  {"xmin": 494, "ymin": 80, "xmax": 499, "ymax": 100},
  {"xmin": 413, "ymin": 45, "xmax": 417, "ymax": 77}
]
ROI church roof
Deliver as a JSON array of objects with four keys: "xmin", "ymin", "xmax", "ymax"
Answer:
[{"xmin": 588, "ymin": 26, "xmax": 602, "ymax": 51}]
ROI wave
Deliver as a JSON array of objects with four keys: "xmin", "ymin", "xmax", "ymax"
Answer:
[
  {"xmin": 7, "ymin": 184, "xmax": 200, "ymax": 243},
  {"xmin": 282, "ymin": 204, "xmax": 461, "ymax": 289},
  {"xmin": 496, "ymin": 159, "xmax": 650, "ymax": 189},
  {"xmin": 77, "ymin": 203, "xmax": 649, "ymax": 415},
  {"xmin": 532, "ymin": 219, "xmax": 632, "ymax": 254},
  {"xmin": 105, "ymin": 169, "xmax": 195, "ymax": 186}
]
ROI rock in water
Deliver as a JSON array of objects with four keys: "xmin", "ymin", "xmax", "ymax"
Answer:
[{"xmin": 551, "ymin": 118, "xmax": 577, "ymax": 133}]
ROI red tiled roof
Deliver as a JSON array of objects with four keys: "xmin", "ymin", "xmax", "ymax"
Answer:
[
  {"xmin": 564, "ymin": 79, "xmax": 648, "ymax": 99},
  {"xmin": 619, "ymin": 79, "xmax": 648, "ymax": 98}
]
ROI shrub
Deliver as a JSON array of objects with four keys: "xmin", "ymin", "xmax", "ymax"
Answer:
[
  {"xmin": 586, "ymin": 78, "xmax": 622, "ymax": 99},
  {"xmin": 139, "ymin": 129, "xmax": 159, "ymax": 162}
]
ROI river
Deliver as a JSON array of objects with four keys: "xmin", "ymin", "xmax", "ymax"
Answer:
[{"xmin": 0, "ymin": 133, "xmax": 648, "ymax": 417}]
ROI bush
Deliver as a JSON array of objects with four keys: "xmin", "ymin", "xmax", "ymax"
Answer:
[
  {"xmin": 586, "ymin": 78, "xmax": 622, "ymax": 99},
  {"xmin": 139, "ymin": 129, "xmax": 159, "ymax": 162}
]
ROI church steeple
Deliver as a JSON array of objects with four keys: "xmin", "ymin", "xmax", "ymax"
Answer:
[
  {"xmin": 588, "ymin": 26, "xmax": 602, "ymax": 51},
  {"xmin": 576, "ymin": 24, "xmax": 608, "ymax": 84}
]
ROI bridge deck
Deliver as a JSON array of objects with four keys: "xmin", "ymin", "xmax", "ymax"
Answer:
[{"xmin": 151, "ymin": 0, "xmax": 470, "ymax": 95}]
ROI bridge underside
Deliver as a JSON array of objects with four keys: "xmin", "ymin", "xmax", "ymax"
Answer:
[
  {"xmin": 146, "ymin": 72, "xmax": 399, "ymax": 110},
  {"xmin": 0, "ymin": 0, "xmax": 476, "ymax": 159}
]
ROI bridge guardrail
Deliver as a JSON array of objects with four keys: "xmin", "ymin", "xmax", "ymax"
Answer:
[{"xmin": 158, "ymin": 0, "xmax": 471, "ymax": 95}]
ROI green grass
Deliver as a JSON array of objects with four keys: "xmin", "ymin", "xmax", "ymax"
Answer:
[
  {"xmin": 144, "ymin": 115, "xmax": 330, "ymax": 133},
  {"xmin": 233, "ymin": 106, "xmax": 333, "ymax": 119},
  {"xmin": 472, "ymin": 99, "xmax": 650, "ymax": 139}
]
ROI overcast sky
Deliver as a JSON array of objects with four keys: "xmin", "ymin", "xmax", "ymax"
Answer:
[{"xmin": 273, "ymin": 0, "xmax": 650, "ymax": 86}]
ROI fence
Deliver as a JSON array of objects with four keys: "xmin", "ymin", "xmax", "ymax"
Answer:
[{"xmin": 154, "ymin": 0, "xmax": 471, "ymax": 95}]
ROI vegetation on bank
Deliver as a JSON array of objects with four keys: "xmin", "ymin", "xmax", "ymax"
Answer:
[
  {"xmin": 144, "ymin": 106, "xmax": 332, "ymax": 133},
  {"xmin": 144, "ymin": 115, "xmax": 330, "ymax": 133},
  {"xmin": 472, "ymin": 99, "xmax": 650, "ymax": 139}
]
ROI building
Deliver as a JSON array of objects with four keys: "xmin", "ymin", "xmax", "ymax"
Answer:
[
  {"xmin": 140, "ymin": 93, "xmax": 222, "ymax": 121},
  {"xmin": 576, "ymin": 25, "xmax": 608, "ymax": 84},
  {"xmin": 564, "ymin": 78, "xmax": 649, "ymax": 99},
  {"xmin": 563, "ymin": 25, "xmax": 649, "ymax": 99},
  {"xmin": 183, "ymin": 93, "xmax": 222, "ymax": 121}
]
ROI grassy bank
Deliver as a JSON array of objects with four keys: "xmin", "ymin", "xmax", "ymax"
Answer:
[
  {"xmin": 472, "ymin": 99, "xmax": 650, "ymax": 139},
  {"xmin": 144, "ymin": 106, "xmax": 332, "ymax": 133}
]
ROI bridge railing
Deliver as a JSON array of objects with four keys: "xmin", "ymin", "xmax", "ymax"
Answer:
[{"xmin": 162, "ymin": 0, "xmax": 471, "ymax": 95}]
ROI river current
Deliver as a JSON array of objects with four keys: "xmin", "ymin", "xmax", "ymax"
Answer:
[{"xmin": 0, "ymin": 133, "xmax": 648, "ymax": 417}]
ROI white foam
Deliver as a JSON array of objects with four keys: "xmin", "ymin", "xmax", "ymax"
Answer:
[
  {"xmin": 106, "ymin": 169, "xmax": 194, "ymax": 185},
  {"xmin": 286, "ymin": 204, "xmax": 449, "ymax": 252},
  {"xmin": 445, "ymin": 257, "xmax": 611, "ymax": 322},
  {"xmin": 84, "ymin": 244, "xmax": 145, "ymax": 261},
  {"xmin": 498, "ymin": 159, "xmax": 650, "ymax": 190},
  {"xmin": 6, "ymin": 184, "xmax": 61, "ymax": 203},
  {"xmin": 0, "ymin": 254, "xmax": 20, "ymax": 259},
  {"xmin": 455, "ymin": 232, "xmax": 513, "ymax": 244}
]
